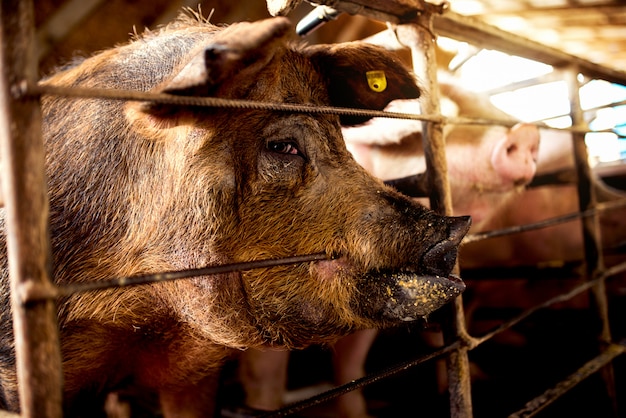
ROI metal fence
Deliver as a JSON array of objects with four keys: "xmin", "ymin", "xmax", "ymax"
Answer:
[{"xmin": 1, "ymin": 0, "xmax": 626, "ymax": 417}]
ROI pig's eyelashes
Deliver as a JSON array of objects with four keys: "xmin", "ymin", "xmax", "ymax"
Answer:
[{"xmin": 267, "ymin": 141, "xmax": 302, "ymax": 157}]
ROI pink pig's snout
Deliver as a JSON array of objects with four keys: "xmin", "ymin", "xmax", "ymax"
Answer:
[{"xmin": 491, "ymin": 123, "xmax": 540, "ymax": 187}]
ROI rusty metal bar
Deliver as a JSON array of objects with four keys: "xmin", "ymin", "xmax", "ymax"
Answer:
[
  {"xmin": 470, "ymin": 270, "xmax": 615, "ymax": 348},
  {"xmin": 28, "ymin": 82, "xmax": 445, "ymax": 122},
  {"xmin": 21, "ymin": 252, "xmax": 328, "ymax": 302},
  {"xmin": 508, "ymin": 341, "xmax": 626, "ymax": 418},
  {"xmin": 463, "ymin": 198, "xmax": 626, "ymax": 244},
  {"xmin": 564, "ymin": 67, "xmax": 619, "ymax": 416},
  {"xmin": 0, "ymin": 0, "xmax": 64, "ymax": 417},
  {"xmin": 565, "ymin": 67, "xmax": 604, "ymax": 278},
  {"xmin": 392, "ymin": 20, "xmax": 450, "ymax": 214},
  {"xmin": 30, "ymin": 84, "xmax": 626, "ymax": 138},
  {"xmin": 391, "ymin": 11, "xmax": 473, "ymax": 417},
  {"xmin": 258, "ymin": 340, "xmax": 463, "ymax": 418}
]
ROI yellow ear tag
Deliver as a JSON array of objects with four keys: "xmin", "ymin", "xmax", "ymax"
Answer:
[{"xmin": 366, "ymin": 70, "xmax": 387, "ymax": 92}]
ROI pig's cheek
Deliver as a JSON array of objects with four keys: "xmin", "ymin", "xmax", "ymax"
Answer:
[
  {"xmin": 446, "ymin": 147, "xmax": 490, "ymax": 190},
  {"xmin": 312, "ymin": 257, "xmax": 355, "ymax": 282}
]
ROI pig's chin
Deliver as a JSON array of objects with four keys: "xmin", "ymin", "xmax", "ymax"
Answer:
[
  {"xmin": 359, "ymin": 270, "xmax": 465, "ymax": 322},
  {"xmin": 313, "ymin": 258, "xmax": 464, "ymax": 322},
  {"xmin": 379, "ymin": 271, "xmax": 464, "ymax": 321}
]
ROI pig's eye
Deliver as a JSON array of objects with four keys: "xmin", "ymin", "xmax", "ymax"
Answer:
[{"xmin": 267, "ymin": 141, "xmax": 301, "ymax": 156}]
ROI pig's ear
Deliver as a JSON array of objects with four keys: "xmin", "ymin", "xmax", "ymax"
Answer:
[
  {"xmin": 305, "ymin": 43, "xmax": 420, "ymax": 125},
  {"xmin": 154, "ymin": 17, "xmax": 292, "ymax": 99}
]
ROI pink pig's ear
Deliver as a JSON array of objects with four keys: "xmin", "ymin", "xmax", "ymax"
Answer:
[
  {"xmin": 305, "ymin": 42, "xmax": 420, "ymax": 125},
  {"xmin": 157, "ymin": 17, "xmax": 292, "ymax": 98}
]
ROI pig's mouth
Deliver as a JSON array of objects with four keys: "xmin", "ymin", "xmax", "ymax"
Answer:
[
  {"xmin": 352, "ymin": 217, "xmax": 470, "ymax": 322},
  {"xmin": 369, "ymin": 270, "xmax": 465, "ymax": 322},
  {"xmin": 319, "ymin": 252, "xmax": 465, "ymax": 323},
  {"xmin": 348, "ymin": 262, "xmax": 465, "ymax": 323}
]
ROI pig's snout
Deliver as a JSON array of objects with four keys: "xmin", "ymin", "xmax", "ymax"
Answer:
[
  {"xmin": 355, "ymin": 214, "xmax": 471, "ymax": 323},
  {"xmin": 491, "ymin": 123, "xmax": 540, "ymax": 187},
  {"xmin": 421, "ymin": 215, "xmax": 471, "ymax": 278},
  {"xmin": 386, "ymin": 215, "xmax": 471, "ymax": 321}
]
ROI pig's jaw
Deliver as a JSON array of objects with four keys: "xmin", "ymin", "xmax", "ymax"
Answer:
[
  {"xmin": 378, "ymin": 271, "xmax": 465, "ymax": 321},
  {"xmin": 314, "ymin": 257, "xmax": 465, "ymax": 323}
]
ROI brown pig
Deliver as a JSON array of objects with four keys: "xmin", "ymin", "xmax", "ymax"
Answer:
[
  {"xmin": 0, "ymin": 13, "xmax": 471, "ymax": 418},
  {"xmin": 238, "ymin": 76, "xmax": 541, "ymax": 418}
]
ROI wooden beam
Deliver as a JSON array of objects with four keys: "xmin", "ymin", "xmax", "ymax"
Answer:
[{"xmin": 433, "ymin": 11, "xmax": 626, "ymax": 85}]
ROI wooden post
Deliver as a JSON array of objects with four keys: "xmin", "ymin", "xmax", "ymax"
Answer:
[{"xmin": 0, "ymin": 0, "xmax": 64, "ymax": 416}]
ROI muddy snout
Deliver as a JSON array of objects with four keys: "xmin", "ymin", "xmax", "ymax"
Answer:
[
  {"xmin": 421, "ymin": 215, "xmax": 471, "ymax": 279},
  {"xmin": 361, "ymin": 215, "xmax": 471, "ymax": 323}
]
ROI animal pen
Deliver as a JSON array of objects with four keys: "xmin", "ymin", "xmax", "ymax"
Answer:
[{"xmin": 1, "ymin": 0, "xmax": 626, "ymax": 417}]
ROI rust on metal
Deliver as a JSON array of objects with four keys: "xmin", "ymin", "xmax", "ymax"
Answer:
[
  {"xmin": 19, "ymin": 253, "xmax": 329, "ymax": 303},
  {"xmin": 392, "ymin": 8, "xmax": 474, "ymax": 418}
]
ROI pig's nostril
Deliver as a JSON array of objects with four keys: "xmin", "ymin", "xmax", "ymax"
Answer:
[
  {"xmin": 448, "ymin": 215, "xmax": 471, "ymax": 244},
  {"xmin": 421, "ymin": 240, "xmax": 458, "ymax": 277},
  {"xmin": 506, "ymin": 144, "xmax": 517, "ymax": 155},
  {"xmin": 421, "ymin": 216, "xmax": 471, "ymax": 277}
]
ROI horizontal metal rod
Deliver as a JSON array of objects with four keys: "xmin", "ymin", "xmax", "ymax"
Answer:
[
  {"xmin": 258, "ymin": 339, "xmax": 463, "ymax": 418},
  {"xmin": 508, "ymin": 340, "xmax": 626, "ymax": 418},
  {"xmin": 20, "ymin": 252, "xmax": 328, "ymax": 303},
  {"xmin": 463, "ymin": 198, "xmax": 626, "ymax": 244},
  {"xmin": 469, "ymin": 259, "xmax": 626, "ymax": 349},
  {"xmin": 464, "ymin": 212, "xmax": 584, "ymax": 244},
  {"xmin": 26, "ymin": 84, "xmax": 623, "ymax": 136},
  {"xmin": 601, "ymin": 259, "xmax": 626, "ymax": 280},
  {"xmin": 386, "ymin": 165, "xmax": 618, "ymax": 198},
  {"xmin": 26, "ymin": 83, "xmax": 443, "ymax": 123}
]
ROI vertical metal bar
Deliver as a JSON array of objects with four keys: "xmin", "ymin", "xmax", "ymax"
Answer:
[
  {"xmin": 395, "ymin": 12, "xmax": 473, "ymax": 418},
  {"xmin": 564, "ymin": 67, "xmax": 617, "ymax": 416},
  {"xmin": 396, "ymin": 25, "xmax": 452, "ymax": 215},
  {"xmin": 0, "ymin": 0, "xmax": 64, "ymax": 417}
]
